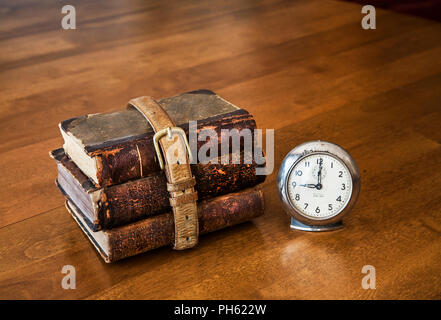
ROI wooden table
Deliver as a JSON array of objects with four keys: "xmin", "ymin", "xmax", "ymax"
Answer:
[{"xmin": 1, "ymin": 0, "xmax": 440, "ymax": 299}]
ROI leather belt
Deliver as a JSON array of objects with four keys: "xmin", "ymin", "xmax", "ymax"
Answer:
[{"xmin": 128, "ymin": 96, "xmax": 199, "ymax": 250}]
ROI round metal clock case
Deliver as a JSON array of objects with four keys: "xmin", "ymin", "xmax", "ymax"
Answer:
[{"xmin": 277, "ymin": 141, "xmax": 361, "ymax": 231}]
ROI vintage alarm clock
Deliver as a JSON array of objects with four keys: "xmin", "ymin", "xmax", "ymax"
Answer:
[{"xmin": 277, "ymin": 141, "xmax": 361, "ymax": 231}]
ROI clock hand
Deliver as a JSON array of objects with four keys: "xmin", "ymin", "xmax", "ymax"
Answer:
[
  {"xmin": 299, "ymin": 183, "xmax": 317, "ymax": 189},
  {"xmin": 317, "ymin": 159, "xmax": 323, "ymax": 190}
]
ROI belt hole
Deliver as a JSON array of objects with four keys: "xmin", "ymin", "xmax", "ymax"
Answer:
[{"xmin": 185, "ymin": 215, "xmax": 189, "ymax": 220}]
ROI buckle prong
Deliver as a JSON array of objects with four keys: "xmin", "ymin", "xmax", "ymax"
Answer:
[{"xmin": 166, "ymin": 127, "xmax": 172, "ymax": 140}]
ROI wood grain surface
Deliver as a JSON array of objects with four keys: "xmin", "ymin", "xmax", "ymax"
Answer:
[{"xmin": 0, "ymin": 0, "xmax": 440, "ymax": 299}]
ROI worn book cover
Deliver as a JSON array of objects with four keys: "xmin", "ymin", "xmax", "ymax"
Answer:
[
  {"xmin": 60, "ymin": 89, "xmax": 259, "ymax": 187},
  {"xmin": 63, "ymin": 186, "xmax": 264, "ymax": 263},
  {"xmin": 52, "ymin": 148, "xmax": 265, "ymax": 230}
]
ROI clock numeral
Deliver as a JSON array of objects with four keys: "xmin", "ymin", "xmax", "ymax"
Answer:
[
  {"xmin": 316, "ymin": 158, "xmax": 323, "ymax": 164},
  {"xmin": 294, "ymin": 170, "xmax": 303, "ymax": 176},
  {"xmin": 304, "ymin": 203, "xmax": 308, "ymax": 210},
  {"xmin": 331, "ymin": 162, "xmax": 333, "ymax": 169},
  {"xmin": 328, "ymin": 204, "xmax": 333, "ymax": 211},
  {"xmin": 337, "ymin": 196, "xmax": 342, "ymax": 202},
  {"xmin": 291, "ymin": 181, "xmax": 296, "ymax": 188},
  {"xmin": 295, "ymin": 194, "xmax": 300, "ymax": 201},
  {"xmin": 341, "ymin": 183, "xmax": 345, "ymax": 190},
  {"xmin": 338, "ymin": 171, "xmax": 343, "ymax": 178},
  {"xmin": 305, "ymin": 161, "xmax": 310, "ymax": 167},
  {"xmin": 315, "ymin": 207, "xmax": 320, "ymax": 213}
]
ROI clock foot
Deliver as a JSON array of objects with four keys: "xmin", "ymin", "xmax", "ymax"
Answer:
[{"xmin": 290, "ymin": 217, "xmax": 343, "ymax": 232}]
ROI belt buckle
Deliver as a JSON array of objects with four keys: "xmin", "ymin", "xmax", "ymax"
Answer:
[{"xmin": 153, "ymin": 127, "xmax": 193, "ymax": 170}]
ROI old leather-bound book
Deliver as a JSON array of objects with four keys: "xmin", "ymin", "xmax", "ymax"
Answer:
[
  {"xmin": 63, "ymin": 185, "xmax": 263, "ymax": 263},
  {"xmin": 60, "ymin": 89, "xmax": 258, "ymax": 187},
  {"xmin": 52, "ymin": 148, "xmax": 265, "ymax": 230}
]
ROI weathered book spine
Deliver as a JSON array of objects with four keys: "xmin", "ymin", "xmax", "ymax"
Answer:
[
  {"xmin": 99, "ymin": 161, "xmax": 265, "ymax": 230},
  {"xmin": 68, "ymin": 109, "xmax": 257, "ymax": 187},
  {"xmin": 66, "ymin": 186, "xmax": 264, "ymax": 263},
  {"xmin": 54, "ymin": 149, "xmax": 266, "ymax": 230}
]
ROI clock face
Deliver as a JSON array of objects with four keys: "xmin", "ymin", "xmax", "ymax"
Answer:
[{"xmin": 287, "ymin": 153, "xmax": 353, "ymax": 220}]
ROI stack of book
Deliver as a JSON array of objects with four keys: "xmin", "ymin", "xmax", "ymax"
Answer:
[{"xmin": 51, "ymin": 90, "xmax": 266, "ymax": 262}]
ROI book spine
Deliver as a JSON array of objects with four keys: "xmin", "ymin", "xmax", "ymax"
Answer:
[
  {"xmin": 106, "ymin": 186, "xmax": 264, "ymax": 262},
  {"xmin": 54, "ymin": 149, "xmax": 266, "ymax": 231},
  {"xmin": 87, "ymin": 109, "xmax": 256, "ymax": 187},
  {"xmin": 99, "ymin": 160, "xmax": 265, "ymax": 230}
]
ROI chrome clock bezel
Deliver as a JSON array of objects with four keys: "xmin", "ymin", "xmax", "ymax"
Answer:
[{"xmin": 277, "ymin": 141, "xmax": 361, "ymax": 226}]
